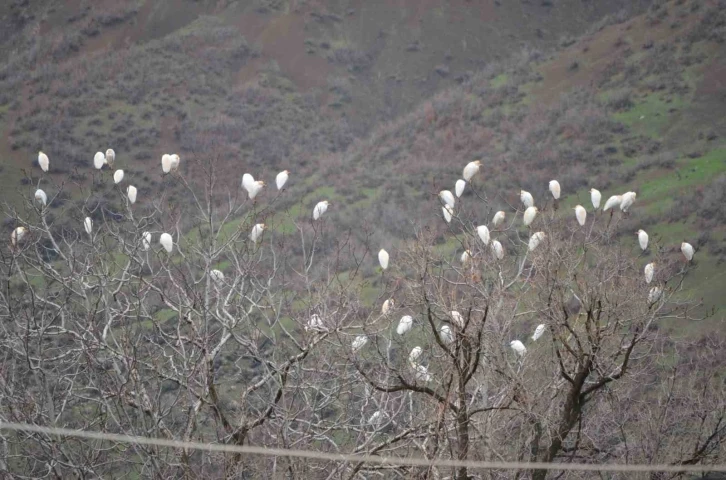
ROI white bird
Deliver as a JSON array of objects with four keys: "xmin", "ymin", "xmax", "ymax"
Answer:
[
  {"xmin": 34, "ymin": 189, "xmax": 47, "ymax": 206},
  {"xmin": 491, "ymin": 240, "xmax": 504, "ymax": 260},
  {"xmin": 644, "ymin": 262, "xmax": 655, "ymax": 284},
  {"xmin": 247, "ymin": 181, "xmax": 265, "ymax": 200},
  {"xmin": 141, "ymin": 232, "xmax": 152, "ymax": 251},
  {"xmin": 161, "ymin": 154, "xmax": 173, "ymax": 174},
  {"xmin": 510, "ymin": 340, "xmax": 526, "ymax": 357},
  {"xmin": 93, "ymin": 152, "xmax": 105, "ymax": 169},
  {"xmin": 408, "ymin": 346, "xmax": 422, "ymax": 363},
  {"xmin": 113, "ymin": 170, "xmax": 124, "ymax": 184},
  {"xmin": 476, "ymin": 225, "xmax": 490, "ymax": 245},
  {"xmin": 368, "ymin": 411, "xmax": 383, "ymax": 426},
  {"xmin": 249, "ymin": 223, "xmax": 266, "ymax": 243},
  {"xmin": 462, "ymin": 160, "xmax": 481, "ymax": 181},
  {"xmin": 439, "ymin": 190, "xmax": 455, "ymax": 208},
  {"xmin": 352, "ymin": 335, "xmax": 368, "ymax": 353},
  {"xmin": 520, "ymin": 190, "xmax": 534, "ymax": 209},
  {"xmin": 11, "ymin": 226, "xmax": 27, "ymax": 247},
  {"xmin": 637, "ymin": 230, "xmax": 649, "ymax": 251},
  {"xmin": 160, "ymin": 233, "xmax": 173, "ymax": 253},
  {"xmin": 603, "ymin": 195, "xmax": 623, "ymax": 211},
  {"xmin": 210, "ymin": 269, "xmax": 225, "ymax": 285},
  {"xmin": 170, "ymin": 154, "xmax": 180, "ymax": 172},
  {"xmin": 529, "ymin": 232, "xmax": 545, "ymax": 252},
  {"xmin": 681, "ymin": 242, "xmax": 694, "ymax": 262},
  {"xmin": 590, "ymin": 188, "xmax": 601, "ymax": 209},
  {"xmin": 413, "ymin": 363, "xmax": 432, "ymax": 382},
  {"xmin": 460, "ymin": 250, "xmax": 472, "ymax": 264},
  {"xmin": 648, "ymin": 286, "xmax": 663, "ymax": 304},
  {"xmin": 313, "ymin": 200, "xmax": 330, "ymax": 220},
  {"xmin": 455, "ymin": 179, "xmax": 466, "ymax": 198},
  {"xmin": 492, "ymin": 210, "xmax": 506, "ymax": 227},
  {"xmin": 450, "ymin": 311, "xmax": 465, "ymax": 329},
  {"xmin": 276, "ymin": 170, "xmax": 289, "ymax": 190},
  {"xmin": 382, "ymin": 298, "xmax": 394, "ymax": 315},
  {"xmin": 378, "ymin": 249, "xmax": 389, "ymax": 270},
  {"xmin": 442, "ymin": 205, "xmax": 453, "ymax": 223},
  {"xmin": 440, "ymin": 325, "xmax": 454, "ymax": 344},
  {"xmin": 523, "ymin": 206, "xmax": 538, "ymax": 227},
  {"xmin": 620, "ymin": 191, "xmax": 637, "ymax": 212},
  {"xmin": 126, "ymin": 185, "xmax": 137, "ymax": 204},
  {"xmin": 105, "ymin": 149, "xmax": 115, "ymax": 166},
  {"xmin": 549, "ymin": 180, "xmax": 561, "ymax": 200},
  {"xmin": 397, "ymin": 315, "xmax": 413, "ymax": 335},
  {"xmin": 242, "ymin": 173, "xmax": 255, "ymax": 192},
  {"xmin": 574, "ymin": 205, "xmax": 587, "ymax": 226},
  {"xmin": 306, "ymin": 314, "xmax": 325, "ymax": 332},
  {"xmin": 84, "ymin": 217, "xmax": 93, "ymax": 236},
  {"xmin": 38, "ymin": 151, "xmax": 49, "ymax": 172},
  {"xmin": 531, "ymin": 324, "xmax": 546, "ymax": 341}
]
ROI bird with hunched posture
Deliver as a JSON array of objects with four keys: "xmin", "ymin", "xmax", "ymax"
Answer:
[
  {"xmin": 313, "ymin": 200, "xmax": 330, "ymax": 220},
  {"xmin": 114, "ymin": 170, "xmax": 124, "ymax": 184},
  {"xmin": 491, "ymin": 240, "xmax": 504, "ymax": 260},
  {"xmin": 451, "ymin": 311, "xmax": 464, "ymax": 329},
  {"xmin": 126, "ymin": 186, "xmax": 137, "ymax": 204},
  {"xmin": 574, "ymin": 205, "xmax": 587, "ymax": 226},
  {"xmin": 590, "ymin": 188, "xmax": 601, "ymax": 209},
  {"xmin": 382, "ymin": 298, "xmax": 394, "ymax": 315},
  {"xmin": 440, "ymin": 325, "xmax": 454, "ymax": 344},
  {"xmin": 210, "ymin": 269, "xmax": 225, "ymax": 285},
  {"xmin": 620, "ymin": 191, "xmax": 637, "ymax": 212},
  {"xmin": 306, "ymin": 314, "xmax": 325, "ymax": 332},
  {"xmin": 105, "ymin": 149, "xmax": 115, "ymax": 166},
  {"xmin": 35, "ymin": 189, "xmax": 47, "ymax": 206},
  {"xmin": 532, "ymin": 324, "xmax": 546, "ymax": 341},
  {"xmin": 644, "ymin": 262, "xmax": 655, "ymax": 284},
  {"xmin": 442, "ymin": 204, "xmax": 453, "ymax": 223},
  {"xmin": 247, "ymin": 181, "xmax": 265, "ymax": 200},
  {"xmin": 637, "ymin": 230, "xmax": 648, "ymax": 251},
  {"xmin": 38, "ymin": 151, "xmax": 49, "ymax": 172},
  {"xmin": 648, "ymin": 286, "xmax": 662, "ymax": 304},
  {"xmin": 249, "ymin": 224, "xmax": 265, "ymax": 243},
  {"xmin": 160, "ymin": 233, "xmax": 173, "ymax": 253},
  {"xmin": 439, "ymin": 190, "xmax": 455, "ymax": 209},
  {"xmin": 413, "ymin": 363, "xmax": 432, "ymax": 382},
  {"xmin": 603, "ymin": 195, "xmax": 622, "ymax": 211},
  {"xmin": 476, "ymin": 225, "xmax": 490, "ymax": 245},
  {"xmin": 520, "ymin": 190, "xmax": 534, "ymax": 209},
  {"xmin": 242, "ymin": 173, "xmax": 255, "ymax": 193},
  {"xmin": 463, "ymin": 160, "xmax": 481, "ymax": 181},
  {"xmin": 11, "ymin": 226, "xmax": 27, "ymax": 247},
  {"xmin": 352, "ymin": 335, "xmax": 368, "ymax": 353},
  {"xmin": 549, "ymin": 180, "xmax": 561, "ymax": 200},
  {"xmin": 276, "ymin": 170, "xmax": 289, "ymax": 190},
  {"xmin": 170, "ymin": 154, "xmax": 180, "ymax": 172},
  {"xmin": 529, "ymin": 232, "xmax": 545, "ymax": 252},
  {"xmin": 141, "ymin": 232, "xmax": 152, "ymax": 251},
  {"xmin": 523, "ymin": 206, "xmax": 538, "ymax": 227},
  {"xmin": 681, "ymin": 242, "xmax": 694, "ymax": 261},
  {"xmin": 455, "ymin": 179, "xmax": 466, "ymax": 198},
  {"xmin": 161, "ymin": 154, "xmax": 172, "ymax": 174},
  {"xmin": 83, "ymin": 217, "xmax": 93, "ymax": 236},
  {"xmin": 93, "ymin": 152, "xmax": 105, "ymax": 170},
  {"xmin": 378, "ymin": 249, "xmax": 389, "ymax": 270},
  {"xmin": 409, "ymin": 346, "xmax": 422, "ymax": 363},
  {"xmin": 397, "ymin": 315, "xmax": 413, "ymax": 335},
  {"xmin": 492, "ymin": 210, "xmax": 505, "ymax": 227},
  {"xmin": 510, "ymin": 340, "xmax": 526, "ymax": 357},
  {"xmin": 460, "ymin": 250, "xmax": 472, "ymax": 264}
]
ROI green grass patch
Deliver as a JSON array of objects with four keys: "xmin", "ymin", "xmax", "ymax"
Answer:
[{"xmin": 613, "ymin": 93, "xmax": 686, "ymax": 139}]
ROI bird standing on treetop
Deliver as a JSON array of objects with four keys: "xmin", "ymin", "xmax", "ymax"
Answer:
[
  {"xmin": 463, "ymin": 160, "xmax": 481, "ymax": 181},
  {"xmin": 574, "ymin": 205, "xmax": 587, "ymax": 226},
  {"xmin": 637, "ymin": 230, "xmax": 648, "ymax": 251},
  {"xmin": 681, "ymin": 242, "xmax": 694, "ymax": 261},
  {"xmin": 590, "ymin": 188, "xmax": 601, "ymax": 209},
  {"xmin": 492, "ymin": 211, "xmax": 506, "ymax": 227},
  {"xmin": 378, "ymin": 249, "xmax": 389, "ymax": 270},
  {"xmin": 549, "ymin": 180, "xmax": 561, "ymax": 200},
  {"xmin": 313, "ymin": 200, "xmax": 330, "ymax": 220},
  {"xmin": 520, "ymin": 190, "xmax": 534, "ymax": 209},
  {"xmin": 276, "ymin": 170, "xmax": 289, "ymax": 190},
  {"xmin": 38, "ymin": 151, "xmax": 49, "ymax": 172},
  {"xmin": 523, "ymin": 206, "xmax": 538, "ymax": 227},
  {"xmin": 455, "ymin": 179, "xmax": 466, "ymax": 198}
]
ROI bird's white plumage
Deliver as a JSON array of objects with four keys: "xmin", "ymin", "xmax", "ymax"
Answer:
[
  {"xmin": 276, "ymin": 170, "xmax": 289, "ymax": 190},
  {"xmin": 408, "ymin": 346, "xmax": 422, "ymax": 363},
  {"xmin": 161, "ymin": 154, "xmax": 172, "ymax": 174},
  {"xmin": 38, "ymin": 152, "xmax": 49, "ymax": 172},
  {"xmin": 93, "ymin": 152, "xmax": 105, "ymax": 170},
  {"xmin": 510, "ymin": 340, "xmax": 526, "ymax": 357},
  {"xmin": 637, "ymin": 230, "xmax": 649, "ymax": 251},
  {"xmin": 249, "ymin": 224, "xmax": 265, "ymax": 243},
  {"xmin": 84, "ymin": 217, "xmax": 93, "ymax": 235},
  {"xmin": 648, "ymin": 286, "xmax": 662, "ymax": 304},
  {"xmin": 439, "ymin": 190, "xmax": 455, "ymax": 208},
  {"xmin": 460, "ymin": 250, "xmax": 472, "ymax": 264},
  {"xmin": 529, "ymin": 231, "xmax": 545, "ymax": 252},
  {"xmin": 248, "ymin": 181, "xmax": 265, "ymax": 200},
  {"xmin": 105, "ymin": 149, "xmax": 115, "ymax": 166},
  {"xmin": 368, "ymin": 411, "xmax": 383, "ymax": 426},
  {"xmin": 11, "ymin": 226, "xmax": 27, "ymax": 246},
  {"xmin": 440, "ymin": 325, "xmax": 454, "ymax": 344},
  {"xmin": 476, "ymin": 225, "xmax": 490, "ymax": 245},
  {"xmin": 520, "ymin": 190, "xmax": 534, "ymax": 209},
  {"xmin": 378, "ymin": 249, "xmax": 389, "ymax": 270},
  {"xmin": 113, "ymin": 169, "xmax": 124, "ymax": 184},
  {"xmin": 306, "ymin": 314, "xmax": 325, "ymax": 332},
  {"xmin": 549, "ymin": 180, "xmax": 561, "ymax": 200},
  {"xmin": 34, "ymin": 189, "xmax": 47, "ymax": 206},
  {"xmin": 126, "ymin": 185, "xmax": 137, "ymax": 204},
  {"xmin": 451, "ymin": 311, "xmax": 464, "ymax": 329},
  {"xmin": 532, "ymin": 324, "xmax": 546, "ymax": 341},
  {"xmin": 313, "ymin": 200, "xmax": 329, "ymax": 220},
  {"xmin": 397, "ymin": 315, "xmax": 413, "ymax": 335},
  {"xmin": 442, "ymin": 205, "xmax": 453, "ymax": 223},
  {"xmin": 352, "ymin": 335, "xmax": 368, "ymax": 353},
  {"xmin": 141, "ymin": 232, "xmax": 152, "ymax": 251},
  {"xmin": 242, "ymin": 173, "xmax": 255, "ymax": 192},
  {"xmin": 462, "ymin": 160, "xmax": 481, "ymax": 181},
  {"xmin": 574, "ymin": 205, "xmax": 587, "ymax": 226},
  {"xmin": 590, "ymin": 188, "xmax": 601, "ymax": 209},
  {"xmin": 210, "ymin": 269, "xmax": 225, "ymax": 285},
  {"xmin": 160, "ymin": 233, "xmax": 173, "ymax": 253},
  {"xmin": 455, "ymin": 179, "xmax": 466, "ymax": 198},
  {"xmin": 620, "ymin": 191, "xmax": 637, "ymax": 212},
  {"xmin": 644, "ymin": 262, "xmax": 655, "ymax": 284},
  {"xmin": 170, "ymin": 154, "xmax": 180, "ymax": 172},
  {"xmin": 382, "ymin": 298, "xmax": 394, "ymax": 315},
  {"xmin": 491, "ymin": 240, "xmax": 504, "ymax": 260},
  {"xmin": 523, "ymin": 206, "xmax": 538, "ymax": 226},
  {"xmin": 492, "ymin": 211, "xmax": 505, "ymax": 227},
  {"xmin": 603, "ymin": 195, "xmax": 623, "ymax": 211},
  {"xmin": 681, "ymin": 242, "xmax": 694, "ymax": 261},
  {"xmin": 413, "ymin": 363, "xmax": 432, "ymax": 382}
]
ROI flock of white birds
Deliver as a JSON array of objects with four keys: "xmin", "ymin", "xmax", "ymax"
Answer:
[{"xmin": 14, "ymin": 153, "xmax": 698, "ymax": 384}]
